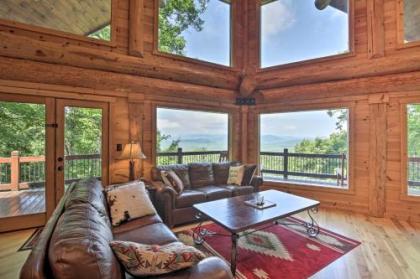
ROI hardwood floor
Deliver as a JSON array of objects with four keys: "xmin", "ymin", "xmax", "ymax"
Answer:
[
  {"xmin": 1, "ymin": 209, "xmax": 420, "ymax": 278},
  {"xmin": 0, "ymin": 189, "xmax": 45, "ymax": 218}
]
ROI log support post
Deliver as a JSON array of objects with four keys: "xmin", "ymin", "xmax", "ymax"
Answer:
[{"xmin": 10, "ymin": 151, "xmax": 20, "ymax": 191}]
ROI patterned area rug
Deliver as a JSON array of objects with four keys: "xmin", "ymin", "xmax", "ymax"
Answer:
[
  {"xmin": 176, "ymin": 217, "xmax": 360, "ymax": 279},
  {"xmin": 18, "ymin": 227, "xmax": 43, "ymax": 251}
]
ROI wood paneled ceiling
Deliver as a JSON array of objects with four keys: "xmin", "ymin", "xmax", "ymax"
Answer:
[{"xmin": 0, "ymin": 0, "xmax": 111, "ymax": 35}]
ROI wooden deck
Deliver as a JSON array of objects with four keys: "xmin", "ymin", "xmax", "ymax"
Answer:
[{"xmin": 0, "ymin": 189, "xmax": 45, "ymax": 218}]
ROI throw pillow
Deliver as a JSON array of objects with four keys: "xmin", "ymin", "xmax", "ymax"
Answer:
[
  {"xmin": 110, "ymin": 241, "xmax": 206, "ymax": 276},
  {"xmin": 106, "ymin": 181, "xmax": 156, "ymax": 226},
  {"xmin": 241, "ymin": 164, "xmax": 257, "ymax": 186},
  {"xmin": 227, "ymin": 165, "xmax": 245, "ymax": 186},
  {"xmin": 161, "ymin": 170, "xmax": 184, "ymax": 194}
]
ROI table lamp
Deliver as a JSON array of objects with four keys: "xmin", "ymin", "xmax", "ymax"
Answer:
[{"xmin": 119, "ymin": 142, "xmax": 146, "ymax": 181}]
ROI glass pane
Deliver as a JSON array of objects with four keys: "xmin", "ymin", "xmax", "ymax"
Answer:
[
  {"xmin": 0, "ymin": 101, "xmax": 46, "ymax": 217},
  {"xmin": 404, "ymin": 0, "xmax": 420, "ymax": 43},
  {"xmin": 0, "ymin": 0, "xmax": 112, "ymax": 41},
  {"xmin": 156, "ymin": 107, "xmax": 229, "ymax": 165},
  {"xmin": 64, "ymin": 107, "xmax": 102, "ymax": 187},
  {"xmin": 261, "ymin": 0, "xmax": 349, "ymax": 67},
  {"xmin": 158, "ymin": 0, "xmax": 231, "ymax": 66},
  {"xmin": 407, "ymin": 104, "xmax": 420, "ymax": 196},
  {"xmin": 260, "ymin": 108, "xmax": 349, "ymax": 188}
]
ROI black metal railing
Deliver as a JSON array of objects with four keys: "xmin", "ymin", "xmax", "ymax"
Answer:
[
  {"xmin": 157, "ymin": 148, "xmax": 228, "ymax": 165},
  {"xmin": 260, "ymin": 148, "xmax": 348, "ymax": 187}
]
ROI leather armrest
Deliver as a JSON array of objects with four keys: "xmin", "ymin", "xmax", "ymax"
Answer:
[
  {"xmin": 152, "ymin": 181, "xmax": 177, "ymax": 227},
  {"xmin": 250, "ymin": 176, "xmax": 263, "ymax": 192},
  {"xmin": 186, "ymin": 257, "xmax": 233, "ymax": 279}
]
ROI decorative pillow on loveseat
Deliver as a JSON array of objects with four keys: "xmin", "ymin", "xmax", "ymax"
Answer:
[
  {"xmin": 110, "ymin": 241, "xmax": 206, "ymax": 276},
  {"xmin": 227, "ymin": 165, "xmax": 245, "ymax": 186},
  {"xmin": 161, "ymin": 170, "xmax": 184, "ymax": 194},
  {"xmin": 105, "ymin": 181, "xmax": 156, "ymax": 226}
]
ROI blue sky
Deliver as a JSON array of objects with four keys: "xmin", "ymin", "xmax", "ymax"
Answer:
[{"xmin": 176, "ymin": 0, "xmax": 348, "ymax": 67}]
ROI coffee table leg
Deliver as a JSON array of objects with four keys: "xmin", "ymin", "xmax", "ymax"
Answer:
[
  {"xmin": 305, "ymin": 207, "xmax": 320, "ymax": 237},
  {"xmin": 231, "ymin": 233, "xmax": 238, "ymax": 276}
]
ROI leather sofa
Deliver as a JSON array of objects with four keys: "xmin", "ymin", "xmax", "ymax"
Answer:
[
  {"xmin": 20, "ymin": 178, "xmax": 233, "ymax": 279},
  {"xmin": 151, "ymin": 162, "xmax": 263, "ymax": 228}
]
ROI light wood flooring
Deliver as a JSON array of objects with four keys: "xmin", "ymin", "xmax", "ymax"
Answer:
[
  {"xmin": 0, "ymin": 189, "xmax": 45, "ymax": 218},
  {"xmin": 1, "ymin": 208, "xmax": 420, "ymax": 278}
]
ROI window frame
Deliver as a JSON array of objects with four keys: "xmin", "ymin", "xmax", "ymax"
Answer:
[
  {"xmin": 258, "ymin": 0, "xmax": 355, "ymax": 70},
  {"xmin": 257, "ymin": 102, "xmax": 355, "ymax": 194},
  {"xmin": 396, "ymin": 0, "xmax": 420, "ymax": 49},
  {"xmin": 153, "ymin": 0, "xmax": 235, "ymax": 69},
  {"xmin": 0, "ymin": 0, "xmax": 118, "ymax": 47},
  {"xmin": 153, "ymin": 104, "xmax": 233, "ymax": 166},
  {"xmin": 400, "ymin": 99, "xmax": 420, "ymax": 201}
]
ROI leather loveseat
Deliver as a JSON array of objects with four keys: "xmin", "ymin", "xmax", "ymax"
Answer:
[
  {"xmin": 151, "ymin": 162, "xmax": 263, "ymax": 228},
  {"xmin": 20, "ymin": 178, "xmax": 232, "ymax": 279}
]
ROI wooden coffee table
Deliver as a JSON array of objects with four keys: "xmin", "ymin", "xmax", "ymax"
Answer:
[{"xmin": 192, "ymin": 190, "xmax": 320, "ymax": 276}]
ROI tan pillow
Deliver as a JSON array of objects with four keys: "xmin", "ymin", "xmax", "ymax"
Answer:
[
  {"xmin": 161, "ymin": 170, "xmax": 184, "ymax": 194},
  {"xmin": 106, "ymin": 181, "xmax": 156, "ymax": 226},
  {"xmin": 110, "ymin": 241, "xmax": 206, "ymax": 276},
  {"xmin": 227, "ymin": 165, "xmax": 245, "ymax": 186}
]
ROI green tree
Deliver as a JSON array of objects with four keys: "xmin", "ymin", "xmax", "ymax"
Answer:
[
  {"xmin": 156, "ymin": 130, "xmax": 180, "ymax": 152},
  {"xmin": 88, "ymin": 25, "xmax": 111, "ymax": 41},
  {"xmin": 408, "ymin": 104, "xmax": 420, "ymax": 156},
  {"xmin": 158, "ymin": 0, "xmax": 209, "ymax": 55}
]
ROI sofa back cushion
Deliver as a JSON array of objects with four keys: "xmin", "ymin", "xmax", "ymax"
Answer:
[
  {"xmin": 242, "ymin": 164, "xmax": 257, "ymax": 186},
  {"xmin": 188, "ymin": 163, "xmax": 215, "ymax": 187},
  {"xmin": 152, "ymin": 164, "xmax": 191, "ymax": 189},
  {"xmin": 212, "ymin": 162, "xmax": 232, "ymax": 185},
  {"xmin": 48, "ymin": 182, "xmax": 122, "ymax": 279}
]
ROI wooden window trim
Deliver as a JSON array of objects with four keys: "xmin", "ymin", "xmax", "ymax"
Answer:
[
  {"xmin": 0, "ymin": 0, "xmax": 119, "ymax": 48},
  {"xmin": 257, "ymin": 102, "xmax": 356, "ymax": 194},
  {"xmin": 153, "ymin": 0, "xmax": 237, "ymax": 70},
  {"xmin": 258, "ymin": 0, "xmax": 355, "ymax": 71},
  {"xmin": 396, "ymin": 0, "xmax": 420, "ymax": 49},
  {"xmin": 399, "ymin": 98, "xmax": 420, "ymax": 202},
  {"xmin": 152, "ymin": 103, "xmax": 235, "ymax": 167}
]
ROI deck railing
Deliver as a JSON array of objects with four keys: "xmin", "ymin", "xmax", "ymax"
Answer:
[
  {"xmin": 0, "ymin": 151, "xmax": 101, "ymax": 191},
  {"xmin": 157, "ymin": 148, "xmax": 228, "ymax": 165}
]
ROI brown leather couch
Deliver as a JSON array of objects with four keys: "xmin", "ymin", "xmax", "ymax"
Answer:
[
  {"xmin": 20, "ymin": 178, "xmax": 233, "ymax": 279},
  {"xmin": 151, "ymin": 162, "xmax": 263, "ymax": 228}
]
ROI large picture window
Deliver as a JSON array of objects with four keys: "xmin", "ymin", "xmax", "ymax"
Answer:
[
  {"xmin": 156, "ymin": 107, "xmax": 229, "ymax": 165},
  {"xmin": 158, "ymin": 0, "xmax": 231, "ymax": 66},
  {"xmin": 260, "ymin": 0, "xmax": 350, "ymax": 68},
  {"xmin": 260, "ymin": 108, "xmax": 349, "ymax": 188},
  {"xmin": 0, "ymin": 0, "xmax": 113, "ymax": 42},
  {"xmin": 401, "ymin": 0, "xmax": 420, "ymax": 44},
  {"xmin": 406, "ymin": 104, "xmax": 420, "ymax": 196}
]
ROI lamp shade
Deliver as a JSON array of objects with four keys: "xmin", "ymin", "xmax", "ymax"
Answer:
[{"xmin": 118, "ymin": 142, "xmax": 146, "ymax": 160}]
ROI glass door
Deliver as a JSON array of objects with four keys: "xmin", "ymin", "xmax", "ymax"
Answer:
[{"xmin": 55, "ymin": 100, "xmax": 109, "ymax": 202}]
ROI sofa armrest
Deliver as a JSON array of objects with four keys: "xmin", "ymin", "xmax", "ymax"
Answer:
[
  {"xmin": 250, "ymin": 176, "xmax": 263, "ymax": 192},
  {"xmin": 152, "ymin": 181, "xmax": 177, "ymax": 227},
  {"xmin": 185, "ymin": 257, "xmax": 233, "ymax": 279}
]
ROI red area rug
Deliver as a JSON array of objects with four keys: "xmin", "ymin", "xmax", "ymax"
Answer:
[{"xmin": 176, "ymin": 217, "xmax": 360, "ymax": 279}]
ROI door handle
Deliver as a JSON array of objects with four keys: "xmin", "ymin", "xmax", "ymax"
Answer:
[{"xmin": 57, "ymin": 166, "xmax": 64, "ymax": 171}]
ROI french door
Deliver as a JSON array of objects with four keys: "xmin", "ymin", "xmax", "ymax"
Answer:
[{"xmin": 55, "ymin": 99, "xmax": 109, "ymax": 204}]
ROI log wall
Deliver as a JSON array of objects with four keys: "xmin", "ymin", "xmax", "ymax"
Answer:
[{"xmin": 0, "ymin": 0, "xmax": 419, "ymax": 222}]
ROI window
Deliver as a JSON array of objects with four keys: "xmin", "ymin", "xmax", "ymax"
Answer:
[
  {"xmin": 406, "ymin": 104, "xmax": 420, "ymax": 196},
  {"xmin": 402, "ymin": 0, "xmax": 420, "ymax": 43},
  {"xmin": 158, "ymin": 0, "xmax": 231, "ymax": 66},
  {"xmin": 0, "ymin": 1, "xmax": 112, "ymax": 41},
  {"xmin": 156, "ymin": 107, "xmax": 229, "ymax": 165},
  {"xmin": 260, "ymin": 108, "xmax": 349, "ymax": 188},
  {"xmin": 260, "ymin": 0, "xmax": 350, "ymax": 68}
]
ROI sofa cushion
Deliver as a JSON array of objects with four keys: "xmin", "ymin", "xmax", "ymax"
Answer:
[
  {"xmin": 195, "ymin": 186, "xmax": 232, "ymax": 201},
  {"xmin": 114, "ymin": 222, "xmax": 178, "ymax": 245},
  {"xmin": 242, "ymin": 164, "xmax": 257, "ymax": 186},
  {"xmin": 152, "ymin": 164, "xmax": 191, "ymax": 189},
  {"xmin": 110, "ymin": 241, "xmax": 205, "ymax": 277},
  {"xmin": 161, "ymin": 170, "xmax": 184, "ymax": 194},
  {"xmin": 189, "ymin": 163, "xmax": 215, "ymax": 187},
  {"xmin": 112, "ymin": 214, "xmax": 162, "ymax": 235},
  {"xmin": 212, "ymin": 162, "xmax": 232, "ymax": 185},
  {"xmin": 218, "ymin": 185, "xmax": 255, "ymax": 196},
  {"xmin": 49, "ymin": 203, "xmax": 121, "ymax": 279},
  {"xmin": 175, "ymin": 190, "xmax": 207, "ymax": 208}
]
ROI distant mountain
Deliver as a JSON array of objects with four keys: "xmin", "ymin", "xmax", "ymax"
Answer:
[{"xmin": 160, "ymin": 134, "xmax": 309, "ymax": 152}]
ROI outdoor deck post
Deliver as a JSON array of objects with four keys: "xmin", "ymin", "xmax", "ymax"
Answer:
[
  {"xmin": 177, "ymin": 148, "xmax": 183, "ymax": 164},
  {"xmin": 283, "ymin": 148, "xmax": 289, "ymax": 179},
  {"xmin": 10, "ymin": 151, "xmax": 20, "ymax": 191}
]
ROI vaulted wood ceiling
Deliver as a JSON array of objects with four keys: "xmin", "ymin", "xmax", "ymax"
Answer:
[{"xmin": 0, "ymin": 0, "xmax": 111, "ymax": 35}]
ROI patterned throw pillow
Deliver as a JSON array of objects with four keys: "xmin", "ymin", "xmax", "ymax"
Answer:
[
  {"xmin": 106, "ymin": 181, "xmax": 156, "ymax": 226},
  {"xmin": 227, "ymin": 165, "xmax": 245, "ymax": 186},
  {"xmin": 110, "ymin": 241, "xmax": 206, "ymax": 276},
  {"xmin": 161, "ymin": 170, "xmax": 184, "ymax": 194}
]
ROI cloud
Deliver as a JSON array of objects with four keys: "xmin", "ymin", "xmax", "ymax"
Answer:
[{"xmin": 261, "ymin": 0, "xmax": 296, "ymax": 37}]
